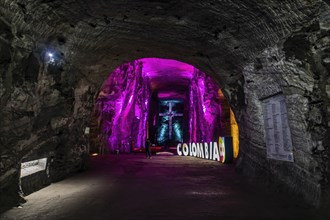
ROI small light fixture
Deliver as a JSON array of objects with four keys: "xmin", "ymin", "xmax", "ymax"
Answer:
[
  {"xmin": 92, "ymin": 153, "xmax": 98, "ymax": 156},
  {"xmin": 46, "ymin": 51, "xmax": 55, "ymax": 64}
]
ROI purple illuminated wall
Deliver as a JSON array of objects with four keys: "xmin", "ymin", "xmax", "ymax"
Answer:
[
  {"xmin": 94, "ymin": 60, "xmax": 150, "ymax": 152},
  {"xmin": 189, "ymin": 69, "xmax": 222, "ymax": 143},
  {"xmin": 92, "ymin": 58, "xmax": 225, "ymax": 153}
]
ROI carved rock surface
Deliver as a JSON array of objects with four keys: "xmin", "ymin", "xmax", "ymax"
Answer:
[{"xmin": 0, "ymin": 0, "xmax": 329, "ymax": 212}]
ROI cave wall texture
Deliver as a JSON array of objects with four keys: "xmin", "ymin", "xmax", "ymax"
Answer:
[
  {"xmin": 0, "ymin": 0, "xmax": 329, "ymax": 211},
  {"xmin": 92, "ymin": 60, "xmax": 150, "ymax": 153}
]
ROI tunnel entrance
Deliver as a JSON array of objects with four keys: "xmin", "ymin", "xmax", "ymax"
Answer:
[{"xmin": 89, "ymin": 58, "xmax": 239, "ymax": 158}]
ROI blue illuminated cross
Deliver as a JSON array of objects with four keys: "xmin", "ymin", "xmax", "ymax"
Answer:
[{"xmin": 159, "ymin": 102, "xmax": 183, "ymax": 140}]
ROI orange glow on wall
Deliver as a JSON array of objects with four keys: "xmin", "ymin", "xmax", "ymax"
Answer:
[
  {"xmin": 218, "ymin": 89, "xmax": 239, "ymax": 158},
  {"xmin": 230, "ymin": 109, "xmax": 239, "ymax": 158}
]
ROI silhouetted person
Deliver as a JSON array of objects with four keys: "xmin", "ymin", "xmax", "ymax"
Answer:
[
  {"xmin": 130, "ymin": 137, "xmax": 135, "ymax": 153},
  {"xmin": 98, "ymin": 133, "xmax": 106, "ymax": 157},
  {"xmin": 145, "ymin": 139, "xmax": 151, "ymax": 159}
]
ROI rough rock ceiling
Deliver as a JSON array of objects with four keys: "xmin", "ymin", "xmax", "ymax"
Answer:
[
  {"xmin": 0, "ymin": 0, "xmax": 329, "ymax": 212},
  {"xmin": 141, "ymin": 58, "xmax": 193, "ymax": 95},
  {"xmin": 1, "ymin": 0, "xmax": 327, "ymax": 84}
]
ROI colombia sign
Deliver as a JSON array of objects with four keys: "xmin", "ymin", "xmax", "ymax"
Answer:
[{"xmin": 177, "ymin": 137, "xmax": 234, "ymax": 164}]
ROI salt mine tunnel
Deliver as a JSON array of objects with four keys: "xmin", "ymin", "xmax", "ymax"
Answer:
[
  {"xmin": 90, "ymin": 58, "xmax": 239, "ymax": 157},
  {"xmin": 0, "ymin": 0, "xmax": 329, "ymax": 219}
]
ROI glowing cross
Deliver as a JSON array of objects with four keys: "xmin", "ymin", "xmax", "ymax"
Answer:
[{"xmin": 159, "ymin": 102, "xmax": 183, "ymax": 140}]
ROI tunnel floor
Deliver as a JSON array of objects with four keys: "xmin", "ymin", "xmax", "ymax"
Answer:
[{"xmin": 1, "ymin": 154, "xmax": 327, "ymax": 220}]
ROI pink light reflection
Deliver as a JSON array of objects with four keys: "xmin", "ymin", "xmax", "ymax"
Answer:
[
  {"xmin": 93, "ymin": 58, "xmax": 224, "ymax": 153},
  {"xmin": 141, "ymin": 58, "xmax": 194, "ymax": 79}
]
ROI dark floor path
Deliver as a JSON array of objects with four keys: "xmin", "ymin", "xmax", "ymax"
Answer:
[{"xmin": 1, "ymin": 154, "xmax": 328, "ymax": 220}]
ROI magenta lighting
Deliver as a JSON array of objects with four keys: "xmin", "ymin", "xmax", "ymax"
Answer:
[{"xmin": 93, "ymin": 58, "xmax": 224, "ymax": 153}]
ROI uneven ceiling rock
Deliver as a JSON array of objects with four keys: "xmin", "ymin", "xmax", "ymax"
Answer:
[{"xmin": 0, "ymin": 0, "xmax": 329, "ymax": 212}]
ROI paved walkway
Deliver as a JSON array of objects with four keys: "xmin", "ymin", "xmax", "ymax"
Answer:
[{"xmin": 1, "ymin": 154, "xmax": 328, "ymax": 220}]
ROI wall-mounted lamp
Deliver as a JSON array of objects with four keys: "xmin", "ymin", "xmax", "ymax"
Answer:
[{"xmin": 47, "ymin": 52, "xmax": 55, "ymax": 64}]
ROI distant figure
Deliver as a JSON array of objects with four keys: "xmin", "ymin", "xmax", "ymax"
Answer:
[
  {"xmin": 145, "ymin": 139, "xmax": 152, "ymax": 159},
  {"xmin": 130, "ymin": 138, "xmax": 135, "ymax": 154},
  {"xmin": 98, "ymin": 133, "xmax": 106, "ymax": 157}
]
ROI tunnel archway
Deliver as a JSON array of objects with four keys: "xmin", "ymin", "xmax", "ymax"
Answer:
[
  {"xmin": 0, "ymin": 0, "xmax": 329, "ymax": 213},
  {"xmin": 89, "ymin": 58, "xmax": 239, "ymax": 159}
]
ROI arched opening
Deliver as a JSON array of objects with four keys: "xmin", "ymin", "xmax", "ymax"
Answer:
[
  {"xmin": 0, "ymin": 0, "xmax": 329, "ymax": 214},
  {"xmin": 89, "ymin": 58, "xmax": 239, "ymax": 159}
]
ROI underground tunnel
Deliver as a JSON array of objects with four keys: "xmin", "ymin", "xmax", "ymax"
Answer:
[
  {"xmin": 89, "ymin": 58, "xmax": 239, "ymax": 158},
  {"xmin": 0, "ymin": 0, "xmax": 329, "ymax": 219}
]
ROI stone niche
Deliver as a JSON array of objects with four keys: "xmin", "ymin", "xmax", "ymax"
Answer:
[{"xmin": 20, "ymin": 158, "xmax": 50, "ymax": 196}]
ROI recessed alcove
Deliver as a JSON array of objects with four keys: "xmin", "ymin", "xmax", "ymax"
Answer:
[{"xmin": 20, "ymin": 158, "xmax": 50, "ymax": 196}]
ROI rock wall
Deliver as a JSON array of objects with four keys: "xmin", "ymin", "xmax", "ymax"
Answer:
[
  {"xmin": 0, "ymin": 0, "xmax": 329, "ymax": 212},
  {"xmin": 0, "ymin": 23, "xmax": 95, "ymax": 212},
  {"xmin": 91, "ymin": 60, "xmax": 150, "ymax": 153},
  {"xmin": 189, "ymin": 68, "xmax": 229, "ymax": 143},
  {"xmin": 20, "ymin": 170, "xmax": 50, "ymax": 196},
  {"xmin": 238, "ymin": 13, "xmax": 330, "ymax": 206}
]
